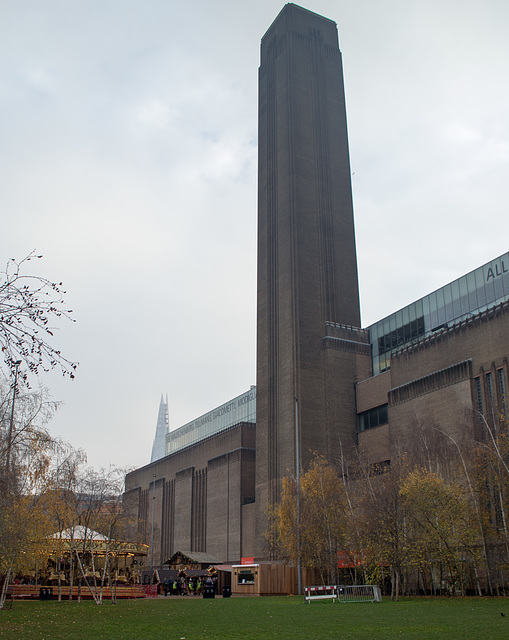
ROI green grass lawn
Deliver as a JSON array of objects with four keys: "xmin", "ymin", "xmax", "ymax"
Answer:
[{"xmin": 1, "ymin": 595, "xmax": 508, "ymax": 640}]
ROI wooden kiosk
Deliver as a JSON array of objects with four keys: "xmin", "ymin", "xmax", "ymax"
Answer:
[{"xmin": 232, "ymin": 563, "xmax": 315, "ymax": 596}]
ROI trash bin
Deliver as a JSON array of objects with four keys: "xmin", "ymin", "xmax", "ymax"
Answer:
[
  {"xmin": 203, "ymin": 586, "xmax": 215, "ymax": 599},
  {"xmin": 222, "ymin": 585, "xmax": 231, "ymax": 598},
  {"xmin": 39, "ymin": 587, "xmax": 53, "ymax": 600}
]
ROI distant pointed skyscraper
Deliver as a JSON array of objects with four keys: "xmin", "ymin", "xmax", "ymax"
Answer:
[{"xmin": 150, "ymin": 395, "xmax": 169, "ymax": 462}]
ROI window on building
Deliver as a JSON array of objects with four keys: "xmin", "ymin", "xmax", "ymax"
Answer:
[
  {"xmin": 370, "ymin": 460, "xmax": 391, "ymax": 475},
  {"xmin": 359, "ymin": 404, "xmax": 388, "ymax": 432},
  {"xmin": 474, "ymin": 377, "xmax": 483, "ymax": 413},
  {"xmin": 237, "ymin": 569, "xmax": 255, "ymax": 585},
  {"xmin": 377, "ymin": 317, "xmax": 425, "ymax": 356},
  {"xmin": 498, "ymin": 369, "xmax": 507, "ymax": 417},
  {"xmin": 486, "ymin": 372, "xmax": 494, "ymax": 407}
]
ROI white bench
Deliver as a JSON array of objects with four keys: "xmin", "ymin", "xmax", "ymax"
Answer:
[{"xmin": 304, "ymin": 586, "xmax": 337, "ymax": 603}]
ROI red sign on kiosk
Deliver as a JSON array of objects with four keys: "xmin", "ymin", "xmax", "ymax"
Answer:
[{"xmin": 241, "ymin": 557, "xmax": 254, "ymax": 565}]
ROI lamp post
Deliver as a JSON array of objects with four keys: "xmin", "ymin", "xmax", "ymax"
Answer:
[
  {"xmin": 295, "ymin": 396, "xmax": 302, "ymax": 595},
  {"xmin": 6, "ymin": 360, "xmax": 22, "ymax": 473},
  {"xmin": 150, "ymin": 474, "xmax": 156, "ymax": 574}
]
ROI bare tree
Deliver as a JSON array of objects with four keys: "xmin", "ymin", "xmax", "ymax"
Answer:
[
  {"xmin": 0, "ymin": 252, "xmax": 77, "ymax": 386},
  {"xmin": 67, "ymin": 466, "xmax": 130, "ymax": 604},
  {"xmin": 0, "ymin": 384, "xmax": 74, "ymax": 609},
  {"xmin": 0, "ymin": 252, "xmax": 79, "ymax": 608}
]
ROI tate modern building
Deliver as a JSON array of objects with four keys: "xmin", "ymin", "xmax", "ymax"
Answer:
[{"xmin": 124, "ymin": 4, "xmax": 509, "ymax": 576}]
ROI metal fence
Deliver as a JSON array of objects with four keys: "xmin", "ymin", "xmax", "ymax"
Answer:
[
  {"xmin": 304, "ymin": 584, "xmax": 381, "ymax": 604},
  {"xmin": 336, "ymin": 584, "xmax": 382, "ymax": 603}
]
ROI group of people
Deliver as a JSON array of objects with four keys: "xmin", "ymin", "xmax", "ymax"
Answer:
[{"xmin": 162, "ymin": 575, "xmax": 216, "ymax": 596}]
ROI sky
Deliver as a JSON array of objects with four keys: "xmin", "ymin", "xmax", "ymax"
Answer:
[{"xmin": 1, "ymin": 0, "xmax": 508, "ymax": 471}]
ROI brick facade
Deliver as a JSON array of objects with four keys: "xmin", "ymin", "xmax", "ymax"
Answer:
[
  {"xmin": 123, "ymin": 6, "xmax": 509, "ymax": 573},
  {"xmin": 358, "ymin": 301, "xmax": 509, "ymax": 464},
  {"xmin": 124, "ymin": 423, "xmax": 255, "ymax": 566}
]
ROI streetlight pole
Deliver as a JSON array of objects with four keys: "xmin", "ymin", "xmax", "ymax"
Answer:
[
  {"xmin": 150, "ymin": 474, "xmax": 156, "ymax": 575},
  {"xmin": 295, "ymin": 396, "xmax": 302, "ymax": 596},
  {"xmin": 6, "ymin": 360, "xmax": 22, "ymax": 473}
]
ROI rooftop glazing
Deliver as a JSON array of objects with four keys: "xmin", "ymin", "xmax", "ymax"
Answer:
[
  {"xmin": 165, "ymin": 387, "xmax": 256, "ymax": 455},
  {"xmin": 368, "ymin": 252, "xmax": 509, "ymax": 375}
]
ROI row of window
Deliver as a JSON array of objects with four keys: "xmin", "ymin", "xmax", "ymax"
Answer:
[
  {"xmin": 369, "ymin": 253, "xmax": 509, "ymax": 375},
  {"xmin": 377, "ymin": 317, "xmax": 425, "ymax": 356},
  {"xmin": 474, "ymin": 369, "xmax": 507, "ymax": 418},
  {"xmin": 166, "ymin": 388, "xmax": 256, "ymax": 454},
  {"xmin": 358, "ymin": 404, "xmax": 388, "ymax": 432},
  {"xmin": 360, "ymin": 368, "xmax": 507, "ymax": 435}
]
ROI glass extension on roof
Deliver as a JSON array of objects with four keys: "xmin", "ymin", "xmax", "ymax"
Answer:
[
  {"xmin": 368, "ymin": 252, "xmax": 509, "ymax": 375},
  {"xmin": 165, "ymin": 387, "xmax": 256, "ymax": 455}
]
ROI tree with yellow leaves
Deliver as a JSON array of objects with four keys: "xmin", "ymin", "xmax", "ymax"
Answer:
[
  {"xmin": 399, "ymin": 467, "xmax": 481, "ymax": 596},
  {"xmin": 0, "ymin": 383, "xmax": 77, "ymax": 608},
  {"xmin": 273, "ymin": 455, "xmax": 348, "ymax": 585}
]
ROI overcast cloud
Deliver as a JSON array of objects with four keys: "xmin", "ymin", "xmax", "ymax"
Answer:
[{"xmin": 1, "ymin": 0, "xmax": 508, "ymax": 470}]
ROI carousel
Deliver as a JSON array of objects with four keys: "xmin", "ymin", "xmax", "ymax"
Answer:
[{"xmin": 10, "ymin": 526, "xmax": 148, "ymax": 600}]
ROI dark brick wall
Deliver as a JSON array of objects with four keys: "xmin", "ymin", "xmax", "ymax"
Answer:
[
  {"xmin": 124, "ymin": 422, "xmax": 256, "ymax": 565},
  {"xmin": 357, "ymin": 303, "xmax": 509, "ymax": 464},
  {"xmin": 255, "ymin": 3, "xmax": 362, "ymax": 554}
]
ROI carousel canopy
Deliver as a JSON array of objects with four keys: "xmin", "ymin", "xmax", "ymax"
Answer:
[
  {"xmin": 49, "ymin": 526, "xmax": 148, "ymax": 556},
  {"xmin": 50, "ymin": 526, "xmax": 109, "ymax": 541}
]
